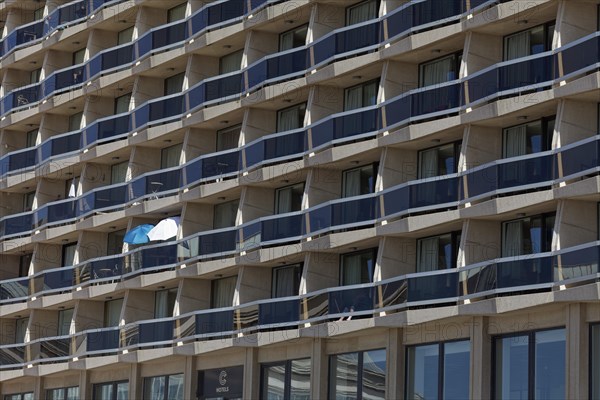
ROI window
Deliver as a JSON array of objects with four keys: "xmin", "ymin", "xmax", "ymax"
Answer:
[
  {"xmin": 213, "ymin": 199, "xmax": 239, "ymax": 229},
  {"xmin": 275, "ymin": 183, "xmax": 304, "ymax": 214},
  {"xmin": 154, "ymin": 288, "xmax": 177, "ymax": 318},
  {"xmin": 72, "ymin": 48, "xmax": 85, "ymax": 65},
  {"xmin": 211, "ymin": 276, "xmax": 237, "ymax": 308},
  {"xmin": 69, "ymin": 112, "xmax": 83, "ymax": 132},
  {"xmin": 107, "ymin": 229, "xmax": 126, "ymax": 256},
  {"xmin": 504, "ymin": 22, "xmax": 555, "ymax": 61},
  {"xmin": 46, "ymin": 387, "xmax": 79, "ymax": 400},
  {"xmin": 279, "ymin": 24, "xmax": 308, "ymax": 51},
  {"xmin": 110, "ymin": 161, "xmax": 128, "ymax": 184},
  {"xmin": 30, "ymin": 68, "xmax": 41, "ymax": 84},
  {"xmin": 346, "ymin": 0, "xmax": 379, "ymax": 26},
  {"xmin": 143, "ymin": 374, "xmax": 184, "ymax": 400},
  {"xmin": 219, "ymin": 49, "xmax": 243, "ymax": 74},
  {"xmin": 164, "ymin": 72, "xmax": 185, "ymax": 96},
  {"xmin": 340, "ymin": 248, "xmax": 377, "ymax": 285},
  {"xmin": 493, "ymin": 328, "xmax": 565, "ymax": 399},
  {"xmin": 502, "ymin": 213, "xmax": 555, "ymax": 257},
  {"xmin": 344, "ymin": 79, "xmax": 379, "ymax": 111},
  {"xmin": 117, "ymin": 26, "xmax": 134, "ymax": 45},
  {"xmin": 26, "ymin": 129, "xmax": 37, "ymax": 148},
  {"xmin": 216, "ymin": 124, "xmax": 241, "ymax": 152},
  {"xmin": 261, "ymin": 358, "xmax": 311, "ymax": 400},
  {"xmin": 418, "ymin": 141, "xmax": 462, "ymax": 179},
  {"xmin": 272, "ymin": 263, "xmax": 302, "ymax": 298},
  {"xmin": 419, "ymin": 52, "xmax": 462, "ymax": 87},
  {"xmin": 503, "ymin": 117, "xmax": 555, "ymax": 158},
  {"xmin": 591, "ymin": 324, "xmax": 600, "ymax": 399},
  {"xmin": 66, "ymin": 176, "xmax": 79, "ymax": 198},
  {"xmin": 342, "ymin": 163, "xmax": 378, "ymax": 197},
  {"xmin": 114, "ymin": 93, "xmax": 131, "ymax": 114},
  {"xmin": 62, "ymin": 242, "xmax": 77, "ymax": 267},
  {"xmin": 19, "ymin": 253, "xmax": 32, "ymax": 277},
  {"xmin": 406, "ymin": 340, "xmax": 470, "ymax": 400},
  {"xmin": 167, "ymin": 3, "xmax": 186, "ymax": 23},
  {"xmin": 161, "ymin": 143, "xmax": 183, "ymax": 169},
  {"xmin": 15, "ymin": 317, "xmax": 28, "ymax": 343},
  {"xmin": 277, "ymin": 103, "xmax": 306, "ymax": 132},
  {"xmin": 23, "ymin": 191, "xmax": 35, "ymax": 212},
  {"xmin": 4, "ymin": 393, "xmax": 33, "ymax": 400},
  {"xmin": 93, "ymin": 381, "xmax": 129, "ymax": 400},
  {"xmin": 104, "ymin": 298, "xmax": 123, "ymax": 327},
  {"xmin": 416, "ymin": 231, "xmax": 461, "ymax": 272},
  {"xmin": 329, "ymin": 349, "xmax": 386, "ymax": 400},
  {"xmin": 57, "ymin": 308, "xmax": 74, "ymax": 336},
  {"xmin": 33, "ymin": 6, "xmax": 44, "ymax": 21}
]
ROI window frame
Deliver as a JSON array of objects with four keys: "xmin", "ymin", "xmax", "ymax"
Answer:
[
  {"xmin": 491, "ymin": 327, "xmax": 566, "ymax": 400},
  {"xmin": 276, "ymin": 102, "xmax": 307, "ymax": 132},
  {"xmin": 418, "ymin": 52, "xmax": 462, "ymax": 88},
  {"xmin": 167, "ymin": 3, "xmax": 187, "ymax": 23},
  {"xmin": 417, "ymin": 140, "xmax": 462, "ymax": 179},
  {"xmin": 502, "ymin": 115, "xmax": 555, "ymax": 158},
  {"xmin": 416, "ymin": 230, "xmax": 462, "ymax": 272},
  {"xmin": 117, "ymin": 26, "xmax": 134, "ymax": 45},
  {"xmin": 278, "ymin": 23, "xmax": 308, "ymax": 52},
  {"xmin": 164, "ymin": 72, "xmax": 185, "ymax": 96},
  {"xmin": 57, "ymin": 308, "xmax": 74, "ymax": 336},
  {"xmin": 501, "ymin": 212, "xmax": 556, "ymax": 257},
  {"xmin": 271, "ymin": 263, "xmax": 303, "ymax": 298},
  {"xmin": 216, "ymin": 123, "xmax": 242, "ymax": 152},
  {"xmin": 3, "ymin": 393, "xmax": 34, "ymax": 400},
  {"xmin": 260, "ymin": 358, "xmax": 311, "ymax": 400},
  {"xmin": 219, "ymin": 49, "xmax": 244, "ymax": 74},
  {"xmin": 339, "ymin": 247, "xmax": 378, "ymax": 285},
  {"xmin": 274, "ymin": 182, "xmax": 305, "ymax": 214},
  {"xmin": 142, "ymin": 374, "xmax": 184, "ymax": 400},
  {"xmin": 343, "ymin": 78, "xmax": 380, "ymax": 111},
  {"xmin": 213, "ymin": 199, "xmax": 239, "ymax": 229},
  {"xmin": 328, "ymin": 348, "xmax": 386, "ymax": 400},
  {"xmin": 160, "ymin": 142, "xmax": 183, "ymax": 169},
  {"xmin": 114, "ymin": 92, "xmax": 132, "ymax": 114},
  {"xmin": 210, "ymin": 275, "xmax": 237, "ymax": 308},
  {"xmin": 72, "ymin": 48, "xmax": 85, "ymax": 65},
  {"xmin": 341, "ymin": 162, "xmax": 379, "ymax": 198},
  {"xmin": 92, "ymin": 380, "xmax": 129, "ymax": 400},
  {"xmin": 61, "ymin": 242, "xmax": 77, "ymax": 267},
  {"xmin": 103, "ymin": 298, "xmax": 124, "ymax": 328},
  {"xmin": 405, "ymin": 338, "xmax": 471, "ymax": 400},
  {"xmin": 503, "ymin": 21, "xmax": 555, "ymax": 61},
  {"xmin": 345, "ymin": 0, "xmax": 380, "ymax": 26},
  {"xmin": 46, "ymin": 386, "xmax": 79, "ymax": 400}
]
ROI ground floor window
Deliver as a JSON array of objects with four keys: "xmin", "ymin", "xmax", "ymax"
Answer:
[{"xmin": 329, "ymin": 349, "xmax": 386, "ymax": 399}]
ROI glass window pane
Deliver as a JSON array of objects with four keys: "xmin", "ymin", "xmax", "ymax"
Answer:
[
  {"xmin": 214, "ymin": 199, "xmax": 239, "ymax": 229},
  {"xmin": 495, "ymin": 335, "xmax": 529, "ymax": 400},
  {"xmin": 406, "ymin": 344, "xmax": 439, "ymax": 400},
  {"xmin": 279, "ymin": 25, "xmax": 307, "ymax": 51},
  {"xmin": 420, "ymin": 55, "xmax": 457, "ymax": 87},
  {"xmin": 104, "ymin": 298, "xmax": 123, "ymax": 327},
  {"xmin": 94, "ymin": 383, "xmax": 113, "ymax": 400},
  {"xmin": 62, "ymin": 243, "xmax": 77, "ymax": 267},
  {"xmin": 219, "ymin": 50, "xmax": 243, "ymax": 74},
  {"xmin": 534, "ymin": 329, "xmax": 565, "ymax": 399},
  {"xmin": 116, "ymin": 382, "xmax": 129, "ymax": 400},
  {"xmin": 69, "ymin": 112, "xmax": 83, "ymax": 132},
  {"xmin": 167, "ymin": 374, "xmax": 184, "ymax": 400},
  {"xmin": 167, "ymin": 3, "xmax": 186, "ymax": 22},
  {"xmin": 362, "ymin": 349, "xmax": 386, "ymax": 400},
  {"xmin": 277, "ymin": 103, "xmax": 306, "ymax": 132},
  {"xmin": 346, "ymin": 0, "xmax": 378, "ymax": 25},
  {"xmin": 30, "ymin": 69, "xmax": 41, "ymax": 84},
  {"xmin": 66, "ymin": 387, "xmax": 78, "ymax": 400},
  {"xmin": 15, "ymin": 317, "xmax": 28, "ymax": 342},
  {"xmin": 58, "ymin": 308, "xmax": 74, "ymax": 336},
  {"xmin": 290, "ymin": 359, "xmax": 311, "ymax": 400},
  {"xmin": 443, "ymin": 341, "xmax": 470, "ymax": 400},
  {"xmin": 115, "ymin": 93, "xmax": 131, "ymax": 114},
  {"xmin": 592, "ymin": 325, "xmax": 600, "ymax": 399},
  {"xmin": 343, "ymin": 165, "xmax": 375, "ymax": 197},
  {"xmin": 165, "ymin": 73, "xmax": 185, "ymax": 96},
  {"xmin": 331, "ymin": 353, "xmax": 359, "ymax": 399},
  {"xmin": 73, "ymin": 48, "xmax": 85, "ymax": 65},
  {"xmin": 272, "ymin": 264, "xmax": 301, "ymax": 298},
  {"xmin": 111, "ymin": 161, "xmax": 128, "ymax": 184},
  {"xmin": 275, "ymin": 183, "xmax": 304, "ymax": 214},
  {"xmin": 216, "ymin": 125, "xmax": 241, "ymax": 152},
  {"xmin": 211, "ymin": 276, "xmax": 237, "ymax": 308},
  {"xmin": 107, "ymin": 229, "xmax": 126, "ymax": 256},
  {"xmin": 161, "ymin": 143, "xmax": 183, "ymax": 169},
  {"xmin": 117, "ymin": 26, "xmax": 134, "ymax": 45},
  {"xmin": 47, "ymin": 388, "xmax": 65, "ymax": 400},
  {"xmin": 341, "ymin": 249, "xmax": 375, "ymax": 285},
  {"xmin": 263, "ymin": 364, "xmax": 286, "ymax": 400},
  {"xmin": 26, "ymin": 129, "xmax": 37, "ymax": 147},
  {"xmin": 23, "ymin": 191, "xmax": 35, "ymax": 212},
  {"xmin": 144, "ymin": 376, "xmax": 165, "ymax": 400}
]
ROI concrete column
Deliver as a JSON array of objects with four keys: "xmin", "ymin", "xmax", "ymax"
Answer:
[
  {"xmin": 243, "ymin": 348, "xmax": 259, "ymax": 399},
  {"xmin": 79, "ymin": 370, "xmax": 90, "ymax": 400},
  {"xmin": 471, "ymin": 316, "xmax": 491, "ymax": 400},
  {"xmin": 184, "ymin": 355, "xmax": 196, "ymax": 400},
  {"xmin": 310, "ymin": 338, "xmax": 328, "ymax": 399},
  {"xmin": 386, "ymin": 328, "xmax": 404, "ymax": 399},
  {"xmin": 567, "ymin": 303, "xmax": 588, "ymax": 400},
  {"xmin": 129, "ymin": 363, "xmax": 141, "ymax": 400}
]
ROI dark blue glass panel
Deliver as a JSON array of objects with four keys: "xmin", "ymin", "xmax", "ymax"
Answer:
[
  {"xmin": 497, "ymin": 257, "xmax": 552, "ymax": 289},
  {"xmin": 2, "ymin": 214, "xmax": 32, "ymax": 236},
  {"xmin": 46, "ymin": 200, "xmax": 77, "ymax": 225},
  {"xmin": 0, "ymin": 278, "xmax": 29, "ymax": 301},
  {"xmin": 204, "ymin": 74, "xmax": 243, "ymax": 102},
  {"xmin": 408, "ymin": 272, "xmax": 459, "ymax": 302},
  {"xmin": 148, "ymin": 95, "xmax": 184, "ymax": 124},
  {"xmin": 412, "ymin": 0, "xmax": 462, "ymax": 25},
  {"xmin": 202, "ymin": 151, "xmax": 239, "ymax": 178},
  {"xmin": 196, "ymin": 310, "xmax": 234, "ymax": 335},
  {"xmin": 497, "ymin": 154, "xmax": 553, "ymax": 189},
  {"xmin": 499, "ymin": 55, "xmax": 553, "ymax": 91},
  {"xmin": 43, "ymin": 268, "xmax": 74, "ymax": 291},
  {"xmin": 560, "ymin": 140, "xmax": 599, "ymax": 178},
  {"xmin": 8, "ymin": 149, "xmax": 35, "ymax": 171},
  {"xmin": 463, "ymin": 164, "xmax": 498, "ymax": 200},
  {"xmin": 87, "ymin": 329, "xmax": 120, "ymax": 352},
  {"xmin": 152, "ymin": 22, "xmax": 186, "ymax": 51},
  {"xmin": 261, "ymin": 214, "xmax": 303, "ymax": 242},
  {"xmin": 409, "ymin": 176, "xmax": 458, "ymax": 209},
  {"xmin": 335, "ymin": 22, "xmax": 379, "ymax": 55},
  {"xmin": 559, "ymin": 36, "xmax": 599, "ymax": 78},
  {"xmin": 141, "ymin": 245, "xmax": 177, "ymax": 269},
  {"xmin": 331, "ymin": 197, "xmax": 377, "ymax": 227},
  {"xmin": 328, "ymin": 287, "xmax": 375, "ymax": 314},
  {"xmin": 412, "ymin": 83, "xmax": 461, "ymax": 116},
  {"xmin": 258, "ymin": 299, "xmax": 300, "ymax": 325},
  {"xmin": 139, "ymin": 320, "xmax": 173, "ymax": 343},
  {"xmin": 207, "ymin": 1, "xmax": 244, "ymax": 26},
  {"xmin": 101, "ymin": 45, "xmax": 134, "ymax": 71}
]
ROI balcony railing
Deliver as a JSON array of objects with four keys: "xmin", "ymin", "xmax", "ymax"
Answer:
[{"xmin": 3, "ymin": 240, "xmax": 599, "ymax": 370}]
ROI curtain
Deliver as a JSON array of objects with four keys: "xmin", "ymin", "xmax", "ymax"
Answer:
[
  {"xmin": 67, "ymin": 177, "xmax": 78, "ymax": 198},
  {"xmin": 421, "ymin": 56, "xmax": 454, "ymax": 87},
  {"xmin": 164, "ymin": 73, "xmax": 184, "ymax": 96},
  {"xmin": 276, "ymin": 187, "xmax": 292, "ymax": 214},
  {"xmin": 219, "ymin": 50, "xmax": 243, "ymax": 74},
  {"xmin": 345, "ymin": 86, "xmax": 363, "ymax": 111},
  {"xmin": 343, "ymin": 169, "xmax": 362, "ymax": 197},
  {"xmin": 62, "ymin": 244, "xmax": 76, "ymax": 267},
  {"xmin": 503, "ymin": 220, "xmax": 523, "ymax": 257},
  {"xmin": 347, "ymin": 0, "xmax": 377, "ymax": 25},
  {"xmin": 167, "ymin": 374, "xmax": 184, "ymax": 400},
  {"xmin": 155, "ymin": 290, "xmax": 169, "ymax": 318},
  {"xmin": 104, "ymin": 298, "xmax": 123, "ymax": 327},
  {"xmin": 212, "ymin": 276, "xmax": 237, "ymax": 308},
  {"xmin": 417, "ymin": 237, "xmax": 439, "ymax": 272},
  {"xmin": 505, "ymin": 31, "xmax": 531, "ymax": 61},
  {"xmin": 95, "ymin": 384, "xmax": 112, "ymax": 400},
  {"xmin": 363, "ymin": 80, "xmax": 378, "ymax": 107},
  {"xmin": 216, "ymin": 125, "xmax": 241, "ymax": 151},
  {"xmin": 145, "ymin": 377, "xmax": 165, "ymax": 400},
  {"xmin": 419, "ymin": 148, "xmax": 438, "ymax": 179},
  {"xmin": 342, "ymin": 254, "xmax": 364, "ymax": 285},
  {"xmin": 214, "ymin": 200, "xmax": 238, "ymax": 229},
  {"xmin": 279, "ymin": 30, "xmax": 294, "ymax": 51},
  {"xmin": 66, "ymin": 387, "xmax": 79, "ymax": 400},
  {"xmin": 111, "ymin": 162, "xmax": 128, "ymax": 184},
  {"xmin": 58, "ymin": 308, "xmax": 73, "ymax": 336},
  {"xmin": 273, "ymin": 265, "xmax": 299, "ymax": 297},
  {"xmin": 116, "ymin": 383, "xmax": 129, "ymax": 400},
  {"xmin": 277, "ymin": 105, "xmax": 304, "ymax": 132},
  {"xmin": 69, "ymin": 112, "xmax": 83, "ymax": 131},
  {"xmin": 161, "ymin": 143, "xmax": 182, "ymax": 169},
  {"xmin": 115, "ymin": 93, "xmax": 131, "ymax": 114},
  {"xmin": 16, "ymin": 318, "xmax": 28, "ymax": 343},
  {"xmin": 504, "ymin": 125, "xmax": 527, "ymax": 158}
]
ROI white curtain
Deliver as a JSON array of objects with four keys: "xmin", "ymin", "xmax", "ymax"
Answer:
[
  {"xmin": 273, "ymin": 265, "xmax": 298, "ymax": 297},
  {"xmin": 213, "ymin": 276, "xmax": 237, "ymax": 308},
  {"xmin": 161, "ymin": 143, "xmax": 182, "ymax": 169},
  {"xmin": 277, "ymin": 104, "xmax": 304, "ymax": 132},
  {"xmin": 214, "ymin": 200, "xmax": 238, "ymax": 229},
  {"xmin": 345, "ymin": 86, "xmax": 363, "ymax": 111},
  {"xmin": 62, "ymin": 244, "xmax": 76, "ymax": 267},
  {"xmin": 421, "ymin": 56, "xmax": 454, "ymax": 87},
  {"xmin": 216, "ymin": 125, "xmax": 241, "ymax": 151},
  {"xmin": 419, "ymin": 148, "xmax": 439, "ymax": 179},
  {"xmin": 343, "ymin": 169, "xmax": 362, "ymax": 197},
  {"xmin": 505, "ymin": 31, "xmax": 531, "ymax": 60},
  {"xmin": 95, "ymin": 384, "xmax": 112, "ymax": 400},
  {"xmin": 165, "ymin": 73, "xmax": 184, "ymax": 96},
  {"xmin": 115, "ymin": 93, "xmax": 131, "ymax": 114},
  {"xmin": 504, "ymin": 125, "xmax": 527, "ymax": 158},
  {"xmin": 417, "ymin": 237, "xmax": 439, "ymax": 272},
  {"xmin": 219, "ymin": 50, "xmax": 243, "ymax": 74},
  {"xmin": 154, "ymin": 290, "xmax": 169, "ymax": 318},
  {"xmin": 276, "ymin": 187, "xmax": 292, "ymax": 214},
  {"xmin": 503, "ymin": 220, "xmax": 523, "ymax": 257},
  {"xmin": 342, "ymin": 254, "xmax": 363, "ymax": 285},
  {"xmin": 111, "ymin": 161, "xmax": 128, "ymax": 184},
  {"xmin": 347, "ymin": 0, "xmax": 377, "ymax": 25},
  {"xmin": 279, "ymin": 30, "xmax": 294, "ymax": 51},
  {"xmin": 69, "ymin": 112, "xmax": 83, "ymax": 131}
]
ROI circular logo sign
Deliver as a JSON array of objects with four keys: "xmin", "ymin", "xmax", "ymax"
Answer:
[{"xmin": 219, "ymin": 370, "xmax": 227, "ymax": 386}]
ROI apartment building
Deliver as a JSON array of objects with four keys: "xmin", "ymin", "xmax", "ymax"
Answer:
[{"xmin": 0, "ymin": 0, "xmax": 599, "ymax": 398}]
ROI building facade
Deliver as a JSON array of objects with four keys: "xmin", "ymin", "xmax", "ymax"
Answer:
[{"xmin": 1, "ymin": 0, "xmax": 600, "ymax": 398}]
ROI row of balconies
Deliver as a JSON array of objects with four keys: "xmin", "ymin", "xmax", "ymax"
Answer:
[{"xmin": 0, "ymin": 236, "xmax": 598, "ymax": 370}]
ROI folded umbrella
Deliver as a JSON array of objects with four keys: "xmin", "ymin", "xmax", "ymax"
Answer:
[
  {"xmin": 123, "ymin": 224, "xmax": 154, "ymax": 244},
  {"xmin": 147, "ymin": 216, "xmax": 180, "ymax": 241}
]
